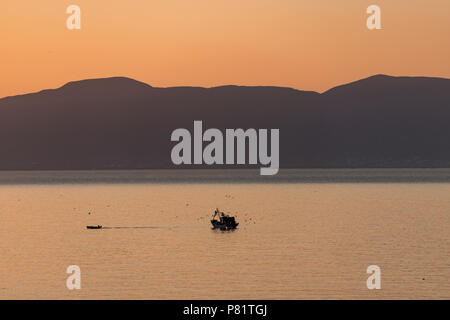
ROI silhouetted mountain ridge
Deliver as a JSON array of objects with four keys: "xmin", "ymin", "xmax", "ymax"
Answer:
[{"xmin": 0, "ymin": 75, "xmax": 449, "ymax": 169}]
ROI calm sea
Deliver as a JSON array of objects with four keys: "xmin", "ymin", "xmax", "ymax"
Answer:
[{"xmin": 0, "ymin": 169, "xmax": 449, "ymax": 299}]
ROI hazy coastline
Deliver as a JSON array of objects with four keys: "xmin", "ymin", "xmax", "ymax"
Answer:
[{"xmin": 1, "ymin": 168, "xmax": 450, "ymax": 185}]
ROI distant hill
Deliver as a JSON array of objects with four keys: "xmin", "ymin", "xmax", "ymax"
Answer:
[{"xmin": 0, "ymin": 75, "xmax": 449, "ymax": 170}]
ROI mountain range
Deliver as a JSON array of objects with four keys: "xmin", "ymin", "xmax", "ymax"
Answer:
[{"xmin": 0, "ymin": 74, "xmax": 449, "ymax": 170}]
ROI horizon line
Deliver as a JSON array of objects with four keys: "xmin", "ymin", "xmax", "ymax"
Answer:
[{"xmin": 1, "ymin": 73, "xmax": 450, "ymax": 100}]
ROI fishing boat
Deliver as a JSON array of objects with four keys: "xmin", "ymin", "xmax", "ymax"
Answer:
[
  {"xmin": 210, "ymin": 209, "xmax": 238, "ymax": 230},
  {"xmin": 86, "ymin": 225, "xmax": 102, "ymax": 229}
]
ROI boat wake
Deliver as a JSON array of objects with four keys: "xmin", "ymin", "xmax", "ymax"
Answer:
[{"xmin": 100, "ymin": 226, "xmax": 195, "ymax": 230}]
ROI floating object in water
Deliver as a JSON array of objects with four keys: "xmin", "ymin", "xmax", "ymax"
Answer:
[
  {"xmin": 86, "ymin": 225, "xmax": 102, "ymax": 229},
  {"xmin": 210, "ymin": 208, "xmax": 238, "ymax": 231}
]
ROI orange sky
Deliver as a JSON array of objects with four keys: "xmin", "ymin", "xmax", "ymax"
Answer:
[{"xmin": 1, "ymin": 0, "xmax": 449, "ymax": 97}]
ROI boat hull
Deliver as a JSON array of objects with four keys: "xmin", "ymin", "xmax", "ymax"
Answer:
[
  {"xmin": 86, "ymin": 225, "xmax": 102, "ymax": 229},
  {"xmin": 211, "ymin": 220, "xmax": 238, "ymax": 230}
]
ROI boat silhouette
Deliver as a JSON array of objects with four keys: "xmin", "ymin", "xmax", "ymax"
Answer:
[
  {"xmin": 211, "ymin": 209, "xmax": 238, "ymax": 230},
  {"xmin": 86, "ymin": 225, "xmax": 102, "ymax": 229}
]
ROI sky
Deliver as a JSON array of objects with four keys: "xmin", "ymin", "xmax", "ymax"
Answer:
[{"xmin": 1, "ymin": 0, "xmax": 449, "ymax": 97}]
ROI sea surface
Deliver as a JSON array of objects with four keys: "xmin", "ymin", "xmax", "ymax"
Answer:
[{"xmin": 0, "ymin": 169, "xmax": 449, "ymax": 299}]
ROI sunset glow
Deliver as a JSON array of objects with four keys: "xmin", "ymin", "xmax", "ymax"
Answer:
[{"xmin": 1, "ymin": 0, "xmax": 449, "ymax": 97}]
